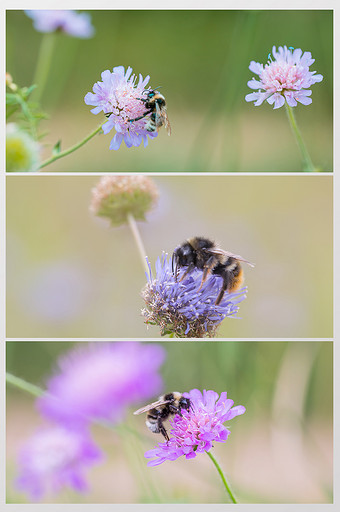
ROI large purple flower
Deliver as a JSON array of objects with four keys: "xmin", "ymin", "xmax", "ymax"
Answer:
[
  {"xmin": 25, "ymin": 10, "xmax": 95, "ymax": 38},
  {"xmin": 144, "ymin": 389, "xmax": 245, "ymax": 466},
  {"xmin": 84, "ymin": 66, "xmax": 158, "ymax": 150},
  {"xmin": 245, "ymin": 45, "xmax": 323, "ymax": 109},
  {"xmin": 37, "ymin": 342, "xmax": 166, "ymax": 428},
  {"xmin": 142, "ymin": 254, "xmax": 247, "ymax": 338},
  {"xmin": 16, "ymin": 426, "xmax": 102, "ymax": 500}
]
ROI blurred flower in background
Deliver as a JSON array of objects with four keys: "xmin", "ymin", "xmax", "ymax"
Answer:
[
  {"xmin": 16, "ymin": 426, "xmax": 102, "ymax": 500},
  {"xmin": 145, "ymin": 389, "xmax": 245, "ymax": 466},
  {"xmin": 245, "ymin": 45, "xmax": 323, "ymax": 109},
  {"xmin": 84, "ymin": 66, "xmax": 158, "ymax": 150},
  {"xmin": 38, "ymin": 342, "xmax": 166, "ymax": 428},
  {"xmin": 6, "ymin": 123, "xmax": 40, "ymax": 172},
  {"xmin": 142, "ymin": 254, "xmax": 247, "ymax": 338},
  {"xmin": 90, "ymin": 175, "xmax": 159, "ymax": 226},
  {"xmin": 25, "ymin": 10, "xmax": 95, "ymax": 38}
]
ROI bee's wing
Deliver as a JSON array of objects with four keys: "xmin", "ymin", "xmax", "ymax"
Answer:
[
  {"xmin": 155, "ymin": 103, "xmax": 171, "ymax": 135},
  {"xmin": 133, "ymin": 399, "xmax": 171, "ymax": 415},
  {"xmin": 206, "ymin": 247, "xmax": 255, "ymax": 267}
]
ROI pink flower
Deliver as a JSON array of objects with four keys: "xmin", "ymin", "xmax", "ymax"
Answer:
[
  {"xmin": 245, "ymin": 46, "xmax": 323, "ymax": 109},
  {"xmin": 84, "ymin": 66, "xmax": 158, "ymax": 150},
  {"xmin": 16, "ymin": 426, "xmax": 102, "ymax": 500},
  {"xmin": 144, "ymin": 389, "xmax": 245, "ymax": 466},
  {"xmin": 37, "ymin": 342, "xmax": 166, "ymax": 428}
]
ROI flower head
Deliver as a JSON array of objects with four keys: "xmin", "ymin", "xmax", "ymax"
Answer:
[
  {"xmin": 142, "ymin": 254, "xmax": 247, "ymax": 338},
  {"xmin": 144, "ymin": 389, "xmax": 245, "ymax": 466},
  {"xmin": 84, "ymin": 66, "xmax": 158, "ymax": 150},
  {"xmin": 25, "ymin": 10, "xmax": 95, "ymax": 38},
  {"xmin": 37, "ymin": 342, "xmax": 166, "ymax": 428},
  {"xmin": 6, "ymin": 123, "xmax": 40, "ymax": 172},
  {"xmin": 16, "ymin": 426, "xmax": 102, "ymax": 500},
  {"xmin": 245, "ymin": 45, "xmax": 323, "ymax": 109},
  {"xmin": 90, "ymin": 175, "xmax": 159, "ymax": 226}
]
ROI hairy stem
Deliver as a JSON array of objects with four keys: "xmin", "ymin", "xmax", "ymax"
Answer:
[
  {"xmin": 39, "ymin": 123, "xmax": 104, "ymax": 169},
  {"xmin": 285, "ymin": 104, "xmax": 316, "ymax": 172},
  {"xmin": 127, "ymin": 213, "xmax": 149, "ymax": 275},
  {"xmin": 206, "ymin": 450, "xmax": 237, "ymax": 503}
]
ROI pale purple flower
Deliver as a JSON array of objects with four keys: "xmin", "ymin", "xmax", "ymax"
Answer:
[
  {"xmin": 142, "ymin": 254, "xmax": 247, "ymax": 338},
  {"xmin": 38, "ymin": 342, "xmax": 166, "ymax": 428},
  {"xmin": 25, "ymin": 10, "xmax": 95, "ymax": 38},
  {"xmin": 245, "ymin": 45, "xmax": 323, "ymax": 109},
  {"xmin": 84, "ymin": 66, "xmax": 158, "ymax": 150},
  {"xmin": 16, "ymin": 426, "xmax": 102, "ymax": 500},
  {"xmin": 144, "ymin": 389, "xmax": 246, "ymax": 466}
]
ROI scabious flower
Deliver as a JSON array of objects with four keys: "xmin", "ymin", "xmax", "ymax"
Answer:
[
  {"xmin": 84, "ymin": 66, "xmax": 158, "ymax": 150},
  {"xmin": 25, "ymin": 10, "xmax": 95, "ymax": 38},
  {"xmin": 6, "ymin": 123, "xmax": 40, "ymax": 172},
  {"xmin": 245, "ymin": 45, "xmax": 323, "ymax": 109},
  {"xmin": 144, "ymin": 389, "xmax": 245, "ymax": 466},
  {"xmin": 16, "ymin": 426, "xmax": 102, "ymax": 500},
  {"xmin": 142, "ymin": 254, "xmax": 247, "ymax": 338},
  {"xmin": 37, "ymin": 342, "xmax": 166, "ymax": 428},
  {"xmin": 90, "ymin": 175, "xmax": 159, "ymax": 226}
]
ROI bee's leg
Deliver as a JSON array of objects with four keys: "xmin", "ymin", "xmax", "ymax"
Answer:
[
  {"xmin": 169, "ymin": 405, "xmax": 182, "ymax": 416},
  {"xmin": 179, "ymin": 263, "xmax": 195, "ymax": 282},
  {"xmin": 158, "ymin": 419, "xmax": 170, "ymax": 441},
  {"xmin": 215, "ymin": 272, "xmax": 230, "ymax": 305},
  {"xmin": 198, "ymin": 256, "xmax": 216, "ymax": 290},
  {"xmin": 128, "ymin": 111, "xmax": 150, "ymax": 123}
]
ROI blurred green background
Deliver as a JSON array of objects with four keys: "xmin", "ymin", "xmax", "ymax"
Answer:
[
  {"xmin": 6, "ymin": 10, "xmax": 333, "ymax": 171},
  {"xmin": 6, "ymin": 341, "xmax": 333, "ymax": 503},
  {"xmin": 6, "ymin": 174, "xmax": 332, "ymax": 338}
]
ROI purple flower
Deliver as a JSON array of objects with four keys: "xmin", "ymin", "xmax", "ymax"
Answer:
[
  {"xmin": 25, "ymin": 10, "xmax": 95, "ymax": 38},
  {"xmin": 245, "ymin": 45, "xmax": 323, "ymax": 109},
  {"xmin": 142, "ymin": 254, "xmax": 247, "ymax": 338},
  {"xmin": 37, "ymin": 342, "xmax": 166, "ymax": 428},
  {"xmin": 16, "ymin": 426, "xmax": 102, "ymax": 500},
  {"xmin": 144, "ymin": 389, "xmax": 245, "ymax": 466},
  {"xmin": 84, "ymin": 66, "xmax": 158, "ymax": 150}
]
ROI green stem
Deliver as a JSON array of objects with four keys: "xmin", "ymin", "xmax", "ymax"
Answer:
[
  {"xmin": 32, "ymin": 32, "xmax": 57, "ymax": 105},
  {"xmin": 39, "ymin": 123, "xmax": 104, "ymax": 170},
  {"xmin": 206, "ymin": 450, "xmax": 237, "ymax": 503},
  {"xmin": 127, "ymin": 212, "xmax": 149, "ymax": 275},
  {"xmin": 285, "ymin": 104, "xmax": 316, "ymax": 172},
  {"xmin": 6, "ymin": 372, "xmax": 44, "ymax": 398}
]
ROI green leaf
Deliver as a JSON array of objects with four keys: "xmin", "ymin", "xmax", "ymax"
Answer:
[{"xmin": 52, "ymin": 140, "xmax": 62, "ymax": 155}]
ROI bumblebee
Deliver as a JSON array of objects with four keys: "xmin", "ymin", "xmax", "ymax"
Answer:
[
  {"xmin": 128, "ymin": 89, "xmax": 171, "ymax": 135},
  {"xmin": 133, "ymin": 392, "xmax": 191, "ymax": 441},
  {"xmin": 172, "ymin": 236, "xmax": 254, "ymax": 306}
]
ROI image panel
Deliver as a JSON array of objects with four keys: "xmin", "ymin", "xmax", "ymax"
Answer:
[
  {"xmin": 6, "ymin": 340, "xmax": 333, "ymax": 504},
  {"xmin": 6, "ymin": 174, "xmax": 332, "ymax": 339},
  {"xmin": 6, "ymin": 10, "xmax": 332, "ymax": 172}
]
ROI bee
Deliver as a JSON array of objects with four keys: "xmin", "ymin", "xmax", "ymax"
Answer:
[
  {"xmin": 128, "ymin": 89, "xmax": 171, "ymax": 135},
  {"xmin": 133, "ymin": 392, "xmax": 191, "ymax": 441},
  {"xmin": 172, "ymin": 236, "xmax": 255, "ymax": 306}
]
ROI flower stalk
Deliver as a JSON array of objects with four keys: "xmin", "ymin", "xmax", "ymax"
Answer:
[
  {"xmin": 206, "ymin": 450, "xmax": 237, "ymax": 503},
  {"xmin": 32, "ymin": 32, "xmax": 57, "ymax": 105},
  {"xmin": 39, "ymin": 122, "xmax": 104, "ymax": 169},
  {"xmin": 285, "ymin": 104, "xmax": 316, "ymax": 172},
  {"xmin": 127, "ymin": 212, "xmax": 149, "ymax": 275}
]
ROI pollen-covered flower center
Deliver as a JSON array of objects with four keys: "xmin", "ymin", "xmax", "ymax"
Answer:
[
  {"xmin": 261, "ymin": 62, "xmax": 304, "ymax": 92},
  {"xmin": 107, "ymin": 86, "xmax": 148, "ymax": 125}
]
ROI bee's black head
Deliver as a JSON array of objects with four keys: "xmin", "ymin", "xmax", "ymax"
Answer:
[{"xmin": 179, "ymin": 396, "xmax": 192, "ymax": 412}]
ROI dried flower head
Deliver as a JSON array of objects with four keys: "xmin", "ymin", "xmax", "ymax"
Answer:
[
  {"xmin": 90, "ymin": 175, "xmax": 159, "ymax": 226},
  {"xmin": 245, "ymin": 45, "xmax": 323, "ymax": 109},
  {"xmin": 6, "ymin": 123, "xmax": 40, "ymax": 172},
  {"xmin": 16, "ymin": 426, "xmax": 102, "ymax": 500},
  {"xmin": 144, "ymin": 389, "xmax": 246, "ymax": 466},
  {"xmin": 37, "ymin": 342, "xmax": 166, "ymax": 428},
  {"xmin": 142, "ymin": 254, "xmax": 247, "ymax": 338},
  {"xmin": 84, "ymin": 66, "xmax": 159, "ymax": 150},
  {"xmin": 25, "ymin": 10, "xmax": 95, "ymax": 38}
]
